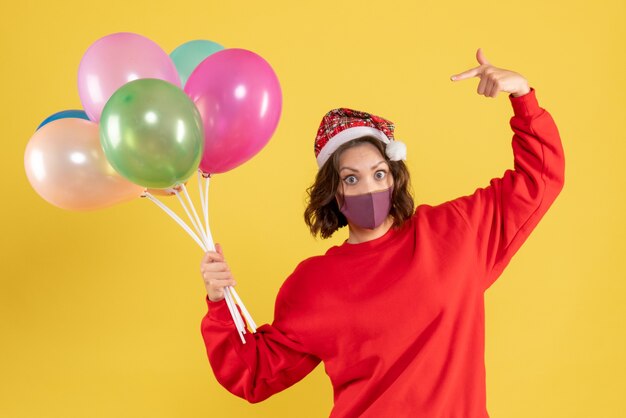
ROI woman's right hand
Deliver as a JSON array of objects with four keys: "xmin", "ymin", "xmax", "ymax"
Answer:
[{"xmin": 200, "ymin": 243, "xmax": 236, "ymax": 302}]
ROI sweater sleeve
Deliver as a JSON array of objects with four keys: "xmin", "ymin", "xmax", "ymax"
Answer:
[
  {"xmin": 447, "ymin": 87, "xmax": 565, "ymax": 290},
  {"xmin": 200, "ymin": 283, "xmax": 321, "ymax": 403}
]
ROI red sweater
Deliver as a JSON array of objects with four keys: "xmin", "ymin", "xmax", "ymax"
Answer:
[{"xmin": 201, "ymin": 88, "xmax": 565, "ymax": 417}]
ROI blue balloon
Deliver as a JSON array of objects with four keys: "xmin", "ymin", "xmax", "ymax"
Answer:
[{"xmin": 37, "ymin": 110, "xmax": 90, "ymax": 130}]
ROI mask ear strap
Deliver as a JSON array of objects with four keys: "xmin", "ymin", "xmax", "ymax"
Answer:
[
  {"xmin": 336, "ymin": 180, "xmax": 343, "ymax": 197},
  {"xmin": 334, "ymin": 182, "xmax": 346, "ymax": 208},
  {"xmin": 335, "ymin": 192, "xmax": 344, "ymax": 208},
  {"xmin": 389, "ymin": 184, "xmax": 395, "ymax": 209}
]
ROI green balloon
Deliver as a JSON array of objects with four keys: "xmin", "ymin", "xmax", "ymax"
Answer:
[{"xmin": 100, "ymin": 78, "xmax": 204, "ymax": 189}]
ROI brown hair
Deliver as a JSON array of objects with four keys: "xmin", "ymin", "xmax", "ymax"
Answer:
[{"xmin": 304, "ymin": 136, "xmax": 415, "ymax": 239}]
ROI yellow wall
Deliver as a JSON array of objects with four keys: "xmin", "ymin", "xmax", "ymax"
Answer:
[{"xmin": 2, "ymin": 1, "xmax": 624, "ymax": 416}]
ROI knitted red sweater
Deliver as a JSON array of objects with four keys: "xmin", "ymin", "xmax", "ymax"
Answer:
[{"xmin": 200, "ymin": 88, "xmax": 565, "ymax": 417}]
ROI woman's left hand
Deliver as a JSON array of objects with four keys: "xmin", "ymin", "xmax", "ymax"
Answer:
[{"xmin": 450, "ymin": 48, "xmax": 531, "ymax": 98}]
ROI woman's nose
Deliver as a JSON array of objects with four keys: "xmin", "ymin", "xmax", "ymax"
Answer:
[{"xmin": 359, "ymin": 177, "xmax": 387, "ymax": 194}]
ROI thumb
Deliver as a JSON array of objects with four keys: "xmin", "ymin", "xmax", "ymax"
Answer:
[
  {"xmin": 215, "ymin": 242, "xmax": 224, "ymax": 257},
  {"xmin": 476, "ymin": 47, "xmax": 490, "ymax": 66}
]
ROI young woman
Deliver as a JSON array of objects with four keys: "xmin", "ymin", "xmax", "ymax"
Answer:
[{"xmin": 198, "ymin": 48, "xmax": 565, "ymax": 417}]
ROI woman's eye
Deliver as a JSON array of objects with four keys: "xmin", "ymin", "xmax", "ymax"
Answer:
[
  {"xmin": 344, "ymin": 175, "xmax": 357, "ymax": 185},
  {"xmin": 375, "ymin": 170, "xmax": 387, "ymax": 180}
]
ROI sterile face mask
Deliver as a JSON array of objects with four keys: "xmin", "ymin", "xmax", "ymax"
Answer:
[{"xmin": 338, "ymin": 185, "xmax": 393, "ymax": 230}]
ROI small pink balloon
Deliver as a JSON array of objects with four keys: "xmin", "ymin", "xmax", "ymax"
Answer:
[
  {"xmin": 78, "ymin": 32, "xmax": 181, "ymax": 122},
  {"xmin": 24, "ymin": 118, "xmax": 145, "ymax": 211},
  {"xmin": 184, "ymin": 48, "xmax": 282, "ymax": 174}
]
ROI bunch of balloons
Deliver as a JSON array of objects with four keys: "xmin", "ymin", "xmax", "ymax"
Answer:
[
  {"xmin": 24, "ymin": 32, "xmax": 282, "ymax": 343},
  {"xmin": 24, "ymin": 32, "xmax": 283, "ymax": 210}
]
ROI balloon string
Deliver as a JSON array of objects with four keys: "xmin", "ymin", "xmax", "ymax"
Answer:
[
  {"xmin": 199, "ymin": 174, "xmax": 257, "ymax": 333},
  {"xmin": 174, "ymin": 186, "xmax": 246, "ymax": 338},
  {"xmin": 195, "ymin": 173, "xmax": 214, "ymax": 259},
  {"xmin": 197, "ymin": 171, "xmax": 207, "ymax": 239},
  {"xmin": 222, "ymin": 283, "xmax": 247, "ymax": 341},
  {"xmin": 204, "ymin": 175, "xmax": 210, "ymax": 239},
  {"xmin": 224, "ymin": 287, "xmax": 247, "ymax": 335},
  {"xmin": 142, "ymin": 192, "xmax": 206, "ymax": 251},
  {"xmin": 230, "ymin": 287, "xmax": 258, "ymax": 332},
  {"xmin": 181, "ymin": 183, "xmax": 212, "ymax": 250},
  {"xmin": 149, "ymin": 180, "xmax": 257, "ymax": 339},
  {"xmin": 144, "ymin": 191, "xmax": 246, "ymax": 343},
  {"xmin": 225, "ymin": 287, "xmax": 247, "ymax": 336},
  {"xmin": 200, "ymin": 174, "xmax": 257, "ymax": 332},
  {"xmin": 174, "ymin": 191, "xmax": 207, "ymax": 249}
]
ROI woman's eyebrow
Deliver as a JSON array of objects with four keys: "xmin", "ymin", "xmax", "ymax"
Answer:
[{"xmin": 339, "ymin": 160, "xmax": 387, "ymax": 173}]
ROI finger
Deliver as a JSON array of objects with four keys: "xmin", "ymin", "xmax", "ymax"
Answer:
[
  {"xmin": 488, "ymin": 79, "xmax": 499, "ymax": 97},
  {"xmin": 208, "ymin": 277, "xmax": 237, "ymax": 289},
  {"xmin": 216, "ymin": 243, "xmax": 224, "ymax": 257},
  {"xmin": 450, "ymin": 66, "xmax": 481, "ymax": 81},
  {"xmin": 202, "ymin": 251, "xmax": 224, "ymax": 264},
  {"xmin": 483, "ymin": 77, "xmax": 493, "ymax": 97},
  {"xmin": 202, "ymin": 261, "xmax": 230, "ymax": 272},
  {"xmin": 202, "ymin": 250, "xmax": 219, "ymax": 262},
  {"xmin": 477, "ymin": 75, "xmax": 488, "ymax": 95},
  {"xmin": 205, "ymin": 271, "xmax": 234, "ymax": 282},
  {"xmin": 218, "ymin": 279, "xmax": 237, "ymax": 288},
  {"xmin": 476, "ymin": 47, "xmax": 490, "ymax": 66}
]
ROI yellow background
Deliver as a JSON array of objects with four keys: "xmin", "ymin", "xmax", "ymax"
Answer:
[{"xmin": 1, "ymin": 0, "xmax": 624, "ymax": 416}]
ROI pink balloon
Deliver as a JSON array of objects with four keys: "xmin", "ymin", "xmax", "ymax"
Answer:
[
  {"xmin": 24, "ymin": 118, "xmax": 145, "ymax": 211},
  {"xmin": 184, "ymin": 48, "xmax": 282, "ymax": 174},
  {"xmin": 78, "ymin": 32, "xmax": 181, "ymax": 122}
]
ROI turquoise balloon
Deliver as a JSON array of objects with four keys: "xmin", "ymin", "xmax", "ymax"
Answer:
[
  {"xmin": 170, "ymin": 40, "xmax": 225, "ymax": 87},
  {"xmin": 99, "ymin": 78, "xmax": 204, "ymax": 189}
]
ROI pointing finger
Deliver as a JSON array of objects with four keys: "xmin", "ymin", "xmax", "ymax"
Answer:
[{"xmin": 450, "ymin": 66, "xmax": 482, "ymax": 81}]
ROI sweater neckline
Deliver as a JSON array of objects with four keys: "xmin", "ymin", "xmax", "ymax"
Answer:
[{"xmin": 327, "ymin": 217, "xmax": 411, "ymax": 255}]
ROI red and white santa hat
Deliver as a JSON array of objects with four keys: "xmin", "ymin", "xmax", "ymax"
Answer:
[{"xmin": 314, "ymin": 107, "xmax": 407, "ymax": 169}]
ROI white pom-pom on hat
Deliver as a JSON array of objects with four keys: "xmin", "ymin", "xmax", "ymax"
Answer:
[{"xmin": 385, "ymin": 139, "xmax": 407, "ymax": 161}]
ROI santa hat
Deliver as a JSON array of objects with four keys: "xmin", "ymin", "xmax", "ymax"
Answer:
[{"xmin": 314, "ymin": 107, "xmax": 407, "ymax": 169}]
